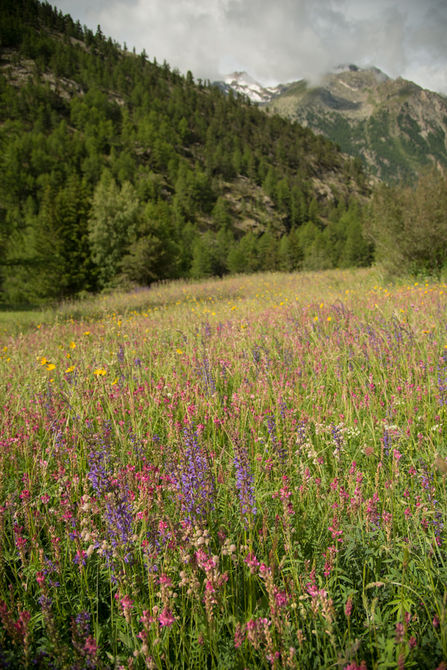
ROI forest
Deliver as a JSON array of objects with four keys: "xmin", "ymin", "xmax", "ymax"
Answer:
[{"xmin": 0, "ymin": 0, "xmax": 446, "ymax": 306}]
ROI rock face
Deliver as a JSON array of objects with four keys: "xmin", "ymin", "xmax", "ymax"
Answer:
[
  {"xmin": 265, "ymin": 66, "xmax": 447, "ymax": 182},
  {"xmin": 219, "ymin": 65, "xmax": 447, "ymax": 182}
]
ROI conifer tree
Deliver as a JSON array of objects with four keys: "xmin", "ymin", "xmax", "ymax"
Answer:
[{"xmin": 88, "ymin": 172, "xmax": 140, "ymax": 287}]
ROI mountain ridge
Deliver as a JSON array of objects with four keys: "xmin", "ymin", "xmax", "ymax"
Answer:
[{"xmin": 216, "ymin": 66, "xmax": 447, "ymax": 182}]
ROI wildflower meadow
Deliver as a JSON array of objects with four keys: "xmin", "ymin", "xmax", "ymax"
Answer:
[{"xmin": 0, "ymin": 268, "xmax": 446, "ymax": 669}]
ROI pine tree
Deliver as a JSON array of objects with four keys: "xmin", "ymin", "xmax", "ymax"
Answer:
[
  {"xmin": 88, "ymin": 171, "xmax": 140, "ymax": 287},
  {"xmin": 227, "ymin": 232, "xmax": 259, "ymax": 274},
  {"xmin": 257, "ymin": 229, "xmax": 278, "ymax": 271}
]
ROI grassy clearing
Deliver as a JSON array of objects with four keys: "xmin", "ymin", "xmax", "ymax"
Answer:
[{"xmin": 0, "ymin": 268, "xmax": 446, "ymax": 669}]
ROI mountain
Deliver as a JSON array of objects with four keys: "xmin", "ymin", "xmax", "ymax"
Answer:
[
  {"xmin": 219, "ymin": 65, "xmax": 447, "ymax": 182},
  {"xmin": 214, "ymin": 71, "xmax": 286, "ymax": 104},
  {"xmin": 0, "ymin": 0, "xmax": 371, "ymax": 305}
]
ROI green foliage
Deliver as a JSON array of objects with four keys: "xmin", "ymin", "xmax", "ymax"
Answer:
[
  {"xmin": 257, "ymin": 228, "xmax": 279, "ymax": 271},
  {"xmin": 0, "ymin": 0, "xmax": 372, "ymax": 304},
  {"xmin": 121, "ymin": 201, "xmax": 180, "ymax": 284},
  {"xmin": 368, "ymin": 169, "xmax": 447, "ymax": 277},
  {"xmin": 1, "ymin": 175, "xmax": 95, "ymax": 304},
  {"xmin": 227, "ymin": 232, "xmax": 259, "ymax": 274},
  {"xmin": 88, "ymin": 172, "xmax": 140, "ymax": 288}
]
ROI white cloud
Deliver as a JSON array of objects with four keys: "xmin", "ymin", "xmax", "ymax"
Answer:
[{"xmin": 53, "ymin": 0, "xmax": 447, "ymax": 93}]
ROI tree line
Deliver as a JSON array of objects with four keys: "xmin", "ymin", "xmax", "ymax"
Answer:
[{"xmin": 0, "ymin": 0, "xmax": 444, "ymax": 305}]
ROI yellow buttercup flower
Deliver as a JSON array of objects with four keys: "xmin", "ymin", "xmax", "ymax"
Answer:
[
  {"xmin": 94, "ymin": 368, "xmax": 106, "ymax": 376},
  {"xmin": 45, "ymin": 363, "xmax": 56, "ymax": 371}
]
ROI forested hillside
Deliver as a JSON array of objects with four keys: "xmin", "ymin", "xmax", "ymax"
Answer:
[{"xmin": 0, "ymin": 0, "xmax": 372, "ymax": 304}]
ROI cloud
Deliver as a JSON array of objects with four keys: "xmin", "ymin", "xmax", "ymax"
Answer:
[{"xmin": 54, "ymin": 0, "xmax": 447, "ymax": 93}]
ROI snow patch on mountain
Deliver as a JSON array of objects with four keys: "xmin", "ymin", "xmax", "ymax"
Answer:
[{"xmin": 222, "ymin": 71, "xmax": 284, "ymax": 103}]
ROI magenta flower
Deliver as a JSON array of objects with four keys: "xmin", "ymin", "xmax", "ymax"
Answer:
[
  {"xmin": 244, "ymin": 552, "xmax": 260, "ymax": 573},
  {"xmin": 120, "ymin": 595, "xmax": 134, "ymax": 612},
  {"xmin": 84, "ymin": 636, "xmax": 98, "ymax": 655},
  {"xmin": 274, "ymin": 589, "xmax": 289, "ymax": 608},
  {"xmin": 159, "ymin": 607, "xmax": 175, "ymax": 627},
  {"xmin": 345, "ymin": 597, "xmax": 353, "ymax": 618}
]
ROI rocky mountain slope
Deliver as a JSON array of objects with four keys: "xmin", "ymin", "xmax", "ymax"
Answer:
[{"xmin": 219, "ymin": 65, "xmax": 447, "ymax": 182}]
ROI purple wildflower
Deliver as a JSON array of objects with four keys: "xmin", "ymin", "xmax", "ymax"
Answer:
[
  {"xmin": 233, "ymin": 437, "xmax": 257, "ymax": 527},
  {"xmin": 175, "ymin": 425, "xmax": 215, "ymax": 523},
  {"xmin": 438, "ymin": 348, "xmax": 447, "ymax": 406},
  {"xmin": 331, "ymin": 424, "xmax": 344, "ymax": 455},
  {"xmin": 382, "ymin": 428, "xmax": 392, "ymax": 456},
  {"xmin": 87, "ymin": 429, "xmax": 134, "ymax": 564},
  {"xmin": 267, "ymin": 414, "xmax": 285, "ymax": 461},
  {"xmin": 198, "ymin": 355, "xmax": 216, "ymax": 394}
]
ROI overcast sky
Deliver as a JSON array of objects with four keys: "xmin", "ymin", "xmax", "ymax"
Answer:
[{"xmin": 52, "ymin": 0, "xmax": 447, "ymax": 93}]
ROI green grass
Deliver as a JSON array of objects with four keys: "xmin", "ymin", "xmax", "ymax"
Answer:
[{"xmin": 0, "ymin": 267, "xmax": 446, "ymax": 668}]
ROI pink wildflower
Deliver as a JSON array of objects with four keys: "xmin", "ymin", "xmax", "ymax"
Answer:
[
  {"xmin": 345, "ymin": 597, "xmax": 353, "ymax": 619},
  {"xmin": 234, "ymin": 622, "xmax": 245, "ymax": 648},
  {"xmin": 395, "ymin": 621, "xmax": 404, "ymax": 643},
  {"xmin": 159, "ymin": 607, "xmax": 175, "ymax": 627},
  {"xmin": 84, "ymin": 636, "xmax": 98, "ymax": 656},
  {"xmin": 274, "ymin": 589, "xmax": 289, "ymax": 608},
  {"xmin": 159, "ymin": 574, "xmax": 172, "ymax": 587},
  {"xmin": 244, "ymin": 553, "xmax": 260, "ymax": 574}
]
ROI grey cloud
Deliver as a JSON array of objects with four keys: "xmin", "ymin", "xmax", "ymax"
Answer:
[{"xmin": 53, "ymin": 0, "xmax": 447, "ymax": 93}]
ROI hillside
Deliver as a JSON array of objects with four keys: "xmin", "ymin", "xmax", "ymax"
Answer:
[
  {"xmin": 263, "ymin": 65, "xmax": 447, "ymax": 182},
  {"xmin": 0, "ymin": 0, "xmax": 374, "ymax": 305}
]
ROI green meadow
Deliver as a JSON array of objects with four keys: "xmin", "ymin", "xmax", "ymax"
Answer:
[{"xmin": 0, "ymin": 268, "xmax": 446, "ymax": 669}]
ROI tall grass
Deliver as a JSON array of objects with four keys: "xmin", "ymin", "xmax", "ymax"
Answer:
[{"xmin": 0, "ymin": 269, "xmax": 446, "ymax": 668}]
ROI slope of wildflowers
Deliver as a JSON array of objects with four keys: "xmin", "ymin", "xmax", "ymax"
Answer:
[{"xmin": 0, "ymin": 269, "xmax": 446, "ymax": 669}]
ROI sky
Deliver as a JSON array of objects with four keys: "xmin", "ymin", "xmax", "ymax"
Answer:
[{"xmin": 52, "ymin": 0, "xmax": 447, "ymax": 94}]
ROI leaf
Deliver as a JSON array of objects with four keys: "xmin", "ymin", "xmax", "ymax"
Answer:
[{"xmin": 118, "ymin": 630, "xmax": 133, "ymax": 649}]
